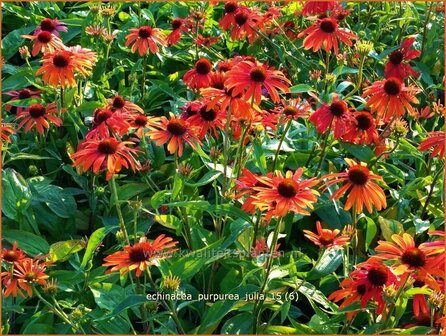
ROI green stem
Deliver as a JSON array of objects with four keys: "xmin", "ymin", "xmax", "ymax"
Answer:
[
  {"xmin": 142, "ymin": 54, "xmax": 147, "ymax": 97},
  {"xmin": 34, "ymin": 289, "xmax": 85, "ymax": 334},
  {"xmin": 420, "ymin": 1, "xmax": 434, "ymax": 58},
  {"xmin": 369, "ymin": 137, "xmax": 400, "ymax": 169},
  {"xmin": 136, "ymin": 276, "xmax": 150, "ymax": 333},
  {"xmin": 235, "ymin": 123, "xmax": 250, "ymax": 179},
  {"xmin": 147, "ymin": 271, "xmax": 185, "ymax": 334},
  {"xmin": 421, "ymin": 165, "xmax": 443, "ymax": 218},
  {"xmin": 253, "ymin": 218, "xmax": 282, "ymax": 333},
  {"xmin": 109, "ymin": 176, "xmax": 130, "ymax": 245},
  {"xmin": 272, "ymin": 119, "xmax": 292, "ymax": 171},
  {"xmin": 314, "ymin": 120, "xmax": 333, "ymax": 177}
]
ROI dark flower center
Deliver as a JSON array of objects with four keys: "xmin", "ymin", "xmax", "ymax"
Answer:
[
  {"xmin": 401, "ymin": 247, "xmax": 426, "ymax": 268},
  {"xmin": 29, "ymin": 104, "xmax": 46, "ymax": 118},
  {"xmin": 235, "ymin": 12, "xmax": 248, "ymax": 26},
  {"xmin": 277, "ymin": 178, "xmax": 298, "ymax": 198},
  {"xmin": 94, "ymin": 109, "xmax": 113, "ymax": 124},
  {"xmin": 319, "ymin": 18, "xmax": 337, "ymax": 33},
  {"xmin": 52, "ymin": 53, "xmax": 69, "ymax": 68},
  {"xmin": 356, "ymin": 284, "xmax": 366, "ymax": 295},
  {"xmin": 356, "ymin": 114, "xmax": 373, "ymax": 130},
  {"xmin": 389, "ymin": 51, "xmax": 404, "ymax": 65},
  {"xmin": 112, "ymin": 96, "xmax": 126, "ymax": 109},
  {"xmin": 185, "ymin": 105, "xmax": 199, "ymax": 117},
  {"xmin": 138, "ymin": 26, "xmax": 152, "ymax": 39},
  {"xmin": 250, "ymin": 66, "xmax": 267, "ymax": 83},
  {"xmin": 348, "ymin": 166, "xmax": 369, "ymax": 185},
  {"xmin": 24, "ymin": 272, "xmax": 37, "ymax": 282},
  {"xmin": 3, "ymin": 251, "xmax": 18, "ymax": 262},
  {"xmin": 195, "ymin": 58, "xmax": 212, "ymax": 75},
  {"xmin": 413, "ymin": 280, "xmax": 425, "ymax": 287},
  {"xmin": 329, "ymin": 101, "xmax": 347, "ymax": 117},
  {"xmin": 319, "ymin": 235, "xmax": 334, "ymax": 246},
  {"xmin": 134, "ymin": 115, "xmax": 148, "ymax": 127},
  {"xmin": 18, "ymin": 89, "xmax": 32, "ymax": 99},
  {"xmin": 383, "ymin": 78, "xmax": 402, "ymax": 96},
  {"xmin": 98, "ymin": 139, "xmax": 118, "ymax": 155},
  {"xmin": 37, "ymin": 31, "xmax": 53, "ymax": 43},
  {"xmin": 284, "ymin": 21, "xmax": 295, "ymax": 29},
  {"xmin": 129, "ymin": 245, "xmax": 148, "ymax": 262},
  {"xmin": 40, "ymin": 18, "xmax": 55, "ymax": 32},
  {"xmin": 283, "ymin": 106, "xmax": 300, "ymax": 116},
  {"xmin": 224, "ymin": 2, "xmax": 238, "ymax": 13},
  {"xmin": 199, "ymin": 107, "xmax": 217, "ymax": 121},
  {"xmin": 167, "ymin": 119, "xmax": 187, "ymax": 136},
  {"xmin": 172, "ymin": 18, "xmax": 182, "ymax": 30},
  {"xmin": 367, "ymin": 265, "xmax": 388, "ymax": 287}
]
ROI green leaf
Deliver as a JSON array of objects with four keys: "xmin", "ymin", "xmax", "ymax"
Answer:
[
  {"xmin": 221, "ymin": 313, "xmax": 254, "ymax": 334},
  {"xmin": 2, "ymin": 68, "xmax": 35, "ymax": 91},
  {"xmin": 154, "ymin": 214, "xmax": 182, "ymax": 234},
  {"xmin": 307, "ymin": 247, "xmax": 343, "ymax": 279},
  {"xmin": 117, "ymin": 182, "xmax": 148, "ymax": 200},
  {"xmin": 362, "ymin": 216, "xmax": 377, "ymax": 250},
  {"xmin": 400, "ymin": 326, "xmax": 433, "ymax": 334},
  {"xmin": 341, "ymin": 142, "xmax": 375, "ymax": 162},
  {"xmin": 2, "ymin": 25, "xmax": 34, "ymax": 61},
  {"xmin": 332, "ymin": 66, "xmax": 358, "ymax": 76},
  {"xmin": 29, "ymin": 178, "xmax": 77, "ymax": 218},
  {"xmin": 2, "ymin": 168, "xmax": 32, "ymax": 221},
  {"xmin": 3, "ymin": 230, "xmax": 49, "ymax": 256},
  {"xmin": 378, "ymin": 216, "xmax": 404, "ymax": 241},
  {"xmin": 289, "ymin": 84, "xmax": 314, "ymax": 93},
  {"xmin": 49, "ymin": 240, "xmax": 86, "ymax": 262},
  {"xmin": 96, "ymin": 295, "xmax": 147, "ymax": 321},
  {"xmin": 263, "ymin": 325, "xmax": 313, "ymax": 334},
  {"xmin": 414, "ymin": 216, "xmax": 430, "ymax": 234},
  {"xmin": 90, "ymin": 283, "xmax": 127, "ymax": 311},
  {"xmin": 4, "ymin": 153, "xmax": 55, "ymax": 165},
  {"xmin": 81, "ymin": 226, "xmax": 117, "ymax": 269},
  {"xmin": 184, "ymin": 170, "xmax": 222, "ymax": 187}
]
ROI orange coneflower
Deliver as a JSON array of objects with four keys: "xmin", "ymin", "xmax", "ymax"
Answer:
[
  {"xmin": 187, "ymin": 102, "xmax": 226, "ymax": 139},
  {"xmin": 129, "ymin": 113, "xmax": 150, "ymax": 138},
  {"xmin": 309, "ymin": 95, "xmax": 352, "ymax": 138},
  {"xmin": 235, "ymin": 168, "xmax": 272, "ymax": 214},
  {"xmin": 85, "ymin": 25, "xmax": 107, "ymax": 37},
  {"xmin": 419, "ymin": 131, "xmax": 445, "ymax": 158},
  {"xmin": 341, "ymin": 111, "xmax": 379, "ymax": 145},
  {"xmin": 147, "ymin": 113, "xmax": 200, "ymax": 157},
  {"xmin": 384, "ymin": 37, "xmax": 420, "ymax": 80},
  {"xmin": 225, "ymin": 59, "xmax": 291, "ymax": 105},
  {"xmin": 5, "ymin": 87, "xmax": 42, "ymax": 115},
  {"xmin": 67, "ymin": 45, "xmax": 97, "ymax": 71},
  {"xmin": 329, "ymin": 261, "xmax": 398, "ymax": 317},
  {"xmin": 194, "ymin": 34, "xmax": 219, "ymax": 47},
  {"xmin": 229, "ymin": 7, "xmax": 264, "ymax": 44},
  {"xmin": 21, "ymin": 31, "xmax": 65, "ymax": 56},
  {"xmin": 71, "ymin": 137, "xmax": 140, "ymax": 180},
  {"xmin": 362, "ymin": 77, "xmax": 419, "ymax": 123},
  {"xmin": 251, "ymin": 238, "xmax": 281, "ymax": 258},
  {"xmin": 10, "ymin": 258, "xmax": 49, "ymax": 297},
  {"xmin": 301, "ymin": 1, "xmax": 341, "ymax": 16},
  {"xmin": 298, "ymin": 17, "xmax": 357, "ymax": 54},
  {"xmin": 36, "ymin": 49, "xmax": 96, "ymax": 88},
  {"xmin": 371, "ymin": 233, "xmax": 444, "ymax": 281},
  {"xmin": 103, "ymin": 235, "xmax": 178, "ymax": 277},
  {"xmin": 125, "ymin": 25, "xmax": 166, "ymax": 56},
  {"xmin": 1, "ymin": 123, "xmax": 16, "ymax": 143},
  {"xmin": 303, "ymin": 221, "xmax": 350, "ymax": 248},
  {"xmin": 1, "ymin": 242, "xmax": 27, "ymax": 263},
  {"xmin": 15, "ymin": 103, "xmax": 62, "ymax": 135},
  {"xmin": 322, "ymin": 158, "xmax": 387, "ymax": 214},
  {"xmin": 252, "ymin": 168, "xmax": 319, "ymax": 220},
  {"xmin": 274, "ymin": 98, "xmax": 312, "ymax": 122},
  {"xmin": 219, "ymin": 1, "xmax": 243, "ymax": 30},
  {"xmin": 106, "ymin": 95, "xmax": 144, "ymax": 115},
  {"xmin": 180, "ymin": 100, "xmax": 203, "ymax": 119},
  {"xmin": 166, "ymin": 18, "xmax": 189, "ymax": 46},
  {"xmin": 183, "ymin": 58, "xmax": 214, "ymax": 90},
  {"xmin": 86, "ymin": 108, "xmax": 130, "ymax": 139},
  {"xmin": 34, "ymin": 17, "xmax": 67, "ymax": 36}
]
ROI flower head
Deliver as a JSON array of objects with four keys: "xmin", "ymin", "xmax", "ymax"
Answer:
[
  {"xmin": 419, "ymin": 131, "xmax": 445, "ymax": 158},
  {"xmin": 225, "ymin": 59, "xmax": 290, "ymax": 105},
  {"xmin": 71, "ymin": 137, "xmax": 140, "ymax": 180},
  {"xmin": 147, "ymin": 113, "xmax": 201, "ymax": 157},
  {"xmin": 384, "ymin": 37, "xmax": 420, "ymax": 80},
  {"xmin": 34, "ymin": 18, "xmax": 67, "ymax": 36},
  {"xmin": 298, "ymin": 17, "xmax": 357, "ymax": 54},
  {"xmin": 252, "ymin": 168, "xmax": 319, "ymax": 220},
  {"xmin": 103, "ymin": 235, "xmax": 177, "ymax": 277},
  {"xmin": 322, "ymin": 158, "xmax": 387, "ymax": 214},
  {"xmin": 341, "ymin": 111, "xmax": 379, "ymax": 145},
  {"xmin": 362, "ymin": 77, "xmax": 420, "ymax": 123},
  {"xmin": 15, "ymin": 103, "xmax": 62, "ymax": 135},
  {"xmin": 125, "ymin": 25, "xmax": 166, "ymax": 56},
  {"xmin": 2, "ymin": 242, "xmax": 27, "ymax": 263},
  {"xmin": 303, "ymin": 221, "xmax": 350, "ymax": 248},
  {"xmin": 183, "ymin": 58, "xmax": 214, "ymax": 89},
  {"xmin": 22, "ymin": 31, "xmax": 64, "ymax": 56}
]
